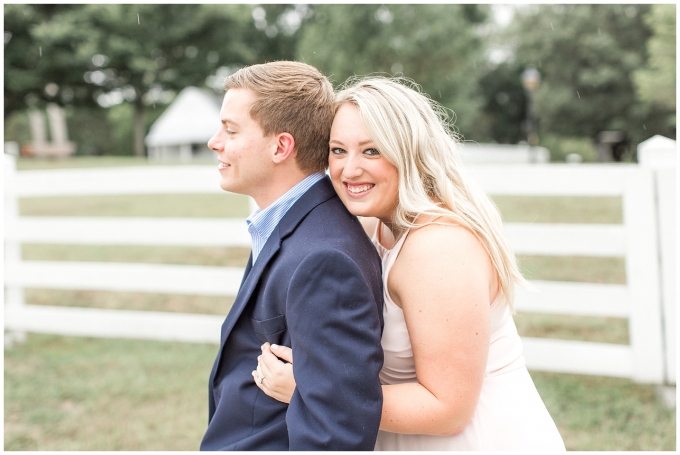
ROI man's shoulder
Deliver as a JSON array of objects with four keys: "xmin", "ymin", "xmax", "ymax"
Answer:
[
  {"xmin": 300, "ymin": 195, "xmax": 368, "ymax": 240},
  {"xmin": 277, "ymin": 196, "xmax": 376, "ymax": 265}
]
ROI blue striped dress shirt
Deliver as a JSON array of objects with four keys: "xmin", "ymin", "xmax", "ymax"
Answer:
[{"xmin": 246, "ymin": 172, "xmax": 325, "ymax": 263}]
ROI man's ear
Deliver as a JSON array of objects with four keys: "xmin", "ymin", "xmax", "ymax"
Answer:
[{"xmin": 271, "ymin": 132, "xmax": 296, "ymax": 164}]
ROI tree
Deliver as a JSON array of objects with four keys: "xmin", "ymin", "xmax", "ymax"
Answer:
[
  {"xmin": 295, "ymin": 4, "xmax": 491, "ymax": 139},
  {"xmin": 4, "ymin": 5, "xmax": 94, "ymax": 114},
  {"xmin": 632, "ymin": 4, "xmax": 676, "ymax": 129},
  {"xmin": 476, "ymin": 63, "xmax": 527, "ymax": 144},
  {"xmin": 505, "ymin": 4, "xmax": 674, "ymax": 152},
  {"xmin": 4, "ymin": 5, "xmax": 258, "ymax": 156}
]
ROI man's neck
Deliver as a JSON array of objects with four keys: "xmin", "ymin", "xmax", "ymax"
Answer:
[{"xmin": 252, "ymin": 169, "xmax": 317, "ymax": 210}]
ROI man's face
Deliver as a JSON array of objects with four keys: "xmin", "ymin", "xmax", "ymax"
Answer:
[{"xmin": 208, "ymin": 88, "xmax": 277, "ymax": 197}]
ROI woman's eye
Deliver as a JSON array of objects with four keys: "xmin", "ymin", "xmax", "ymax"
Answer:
[
  {"xmin": 330, "ymin": 147, "xmax": 346, "ymax": 155},
  {"xmin": 364, "ymin": 148, "xmax": 380, "ymax": 156}
]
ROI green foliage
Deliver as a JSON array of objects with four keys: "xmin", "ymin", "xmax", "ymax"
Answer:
[
  {"xmin": 4, "ymin": 4, "xmax": 259, "ymax": 156},
  {"xmin": 66, "ymin": 106, "xmax": 115, "ymax": 156},
  {"xmin": 4, "ymin": 5, "xmax": 94, "ymax": 113},
  {"xmin": 632, "ymin": 5, "xmax": 676, "ymax": 129},
  {"xmin": 104, "ymin": 102, "xmax": 165, "ymax": 156},
  {"xmin": 5, "ymin": 4, "xmax": 676, "ymax": 157},
  {"xmin": 4, "ymin": 110, "xmax": 32, "ymax": 145},
  {"xmin": 507, "ymin": 4, "xmax": 675, "ymax": 150},
  {"xmin": 477, "ymin": 63, "xmax": 526, "ymax": 143},
  {"xmin": 72, "ymin": 4, "xmax": 254, "ymax": 98},
  {"xmin": 4, "ymin": 4, "xmax": 256, "ymax": 112},
  {"xmin": 296, "ymin": 4, "xmax": 490, "ymax": 138},
  {"xmin": 105, "ymin": 103, "xmax": 135, "ymax": 156}
]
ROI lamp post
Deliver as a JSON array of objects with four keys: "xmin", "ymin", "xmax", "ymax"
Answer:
[{"xmin": 521, "ymin": 67, "xmax": 541, "ymax": 154}]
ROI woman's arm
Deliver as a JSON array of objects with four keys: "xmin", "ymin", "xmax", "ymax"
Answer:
[
  {"xmin": 256, "ymin": 222, "xmax": 496, "ymax": 437},
  {"xmin": 383, "ymin": 222, "xmax": 494, "ymax": 436}
]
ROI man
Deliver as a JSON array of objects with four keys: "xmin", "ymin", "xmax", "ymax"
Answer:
[{"xmin": 199, "ymin": 61, "xmax": 384, "ymax": 450}]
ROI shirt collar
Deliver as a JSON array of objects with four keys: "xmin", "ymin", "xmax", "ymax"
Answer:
[{"xmin": 246, "ymin": 172, "xmax": 325, "ymax": 259}]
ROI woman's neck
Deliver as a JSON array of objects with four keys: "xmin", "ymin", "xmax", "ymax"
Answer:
[{"xmin": 379, "ymin": 216, "xmax": 406, "ymax": 245}]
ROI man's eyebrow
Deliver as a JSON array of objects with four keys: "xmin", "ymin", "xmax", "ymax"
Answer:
[{"xmin": 221, "ymin": 118, "xmax": 240, "ymax": 126}]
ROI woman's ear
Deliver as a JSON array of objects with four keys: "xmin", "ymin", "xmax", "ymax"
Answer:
[{"xmin": 272, "ymin": 132, "xmax": 296, "ymax": 164}]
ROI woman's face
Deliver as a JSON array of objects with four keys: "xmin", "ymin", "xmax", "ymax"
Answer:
[{"xmin": 328, "ymin": 103, "xmax": 399, "ymax": 222}]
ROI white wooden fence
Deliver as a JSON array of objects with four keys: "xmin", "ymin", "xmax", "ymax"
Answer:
[{"xmin": 4, "ymin": 137, "xmax": 675, "ymax": 385}]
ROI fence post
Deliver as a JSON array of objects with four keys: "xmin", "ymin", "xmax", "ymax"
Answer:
[
  {"xmin": 638, "ymin": 135, "xmax": 676, "ymax": 387},
  {"xmin": 4, "ymin": 150, "xmax": 26, "ymax": 346},
  {"xmin": 655, "ymin": 169, "xmax": 676, "ymax": 386},
  {"xmin": 623, "ymin": 166, "xmax": 665, "ymax": 383}
]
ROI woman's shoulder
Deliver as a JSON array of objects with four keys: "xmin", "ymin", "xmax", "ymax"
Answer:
[
  {"xmin": 389, "ymin": 213, "xmax": 497, "ymax": 309},
  {"xmin": 407, "ymin": 214, "xmax": 482, "ymax": 252},
  {"xmin": 397, "ymin": 214, "xmax": 493, "ymax": 282}
]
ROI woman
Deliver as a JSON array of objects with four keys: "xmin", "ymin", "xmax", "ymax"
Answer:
[{"xmin": 252, "ymin": 77, "xmax": 565, "ymax": 450}]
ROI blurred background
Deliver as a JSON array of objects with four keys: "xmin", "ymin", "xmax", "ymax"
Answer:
[
  {"xmin": 3, "ymin": 3, "xmax": 676, "ymax": 451},
  {"xmin": 4, "ymin": 3, "xmax": 675, "ymax": 160}
]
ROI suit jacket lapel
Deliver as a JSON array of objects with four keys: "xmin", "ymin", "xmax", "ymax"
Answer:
[
  {"xmin": 218, "ymin": 226, "xmax": 282, "ymax": 344},
  {"xmin": 239, "ymin": 252, "xmax": 253, "ymax": 290},
  {"xmin": 211, "ymin": 177, "xmax": 337, "ymax": 383}
]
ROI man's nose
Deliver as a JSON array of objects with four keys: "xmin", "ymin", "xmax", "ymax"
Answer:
[{"xmin": 208, "ymin": 131, "xmax": 222, "ymax": 152}]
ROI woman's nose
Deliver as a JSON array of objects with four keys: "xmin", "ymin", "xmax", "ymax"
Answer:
[{"xmin": 342, "ymin": 154, "xmax": 363, "ymax": 178}]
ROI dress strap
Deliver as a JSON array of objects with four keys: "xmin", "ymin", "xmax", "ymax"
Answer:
[{"xmin": 375, "ymin": 219, "xmax": 383, "ymax": 246}]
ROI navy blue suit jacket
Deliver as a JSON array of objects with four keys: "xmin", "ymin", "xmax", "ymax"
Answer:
[{"xmin": 200, "ymin": 177, "xmax": 384, "ymax": 451}]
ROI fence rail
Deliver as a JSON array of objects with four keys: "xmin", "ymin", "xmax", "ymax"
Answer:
[{"xmin": 4, "ymin": 139, "xmax": 675, "ymax": 385}]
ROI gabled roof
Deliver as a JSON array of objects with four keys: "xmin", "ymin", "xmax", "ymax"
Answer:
[{"xmin": 145, "ymin": 86, "xmax": 222, "ymax": 148}]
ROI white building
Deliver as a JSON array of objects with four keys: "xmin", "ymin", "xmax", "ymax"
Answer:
[{"xmin": 145, "ymin": 86, "xmax": 222, "ymax": 162}]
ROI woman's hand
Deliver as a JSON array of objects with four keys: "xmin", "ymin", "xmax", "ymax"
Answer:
[{"xmin": 252, "ymin": 342, "xmax": 296, "ymax": 404}]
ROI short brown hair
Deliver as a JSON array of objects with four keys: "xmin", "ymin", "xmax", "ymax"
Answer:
[{"xmin": 224, "ymin": 61, "xmax": 335, "ymax": 173}]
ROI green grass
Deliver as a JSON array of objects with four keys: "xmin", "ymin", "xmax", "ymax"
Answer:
[
  {"xmin": 4, "ymin": 334, "xmax": 216, "ymax": 450},
  {"xmin": 492, "ymin": 195, "xmax": 622, "ymax": 224},
  {"xmin": 22, "ymin": 244, "xmax": 251, "ymax": 267},
  {"xmin": 515, "ymin": 313, "xmax": 629, "ymax": 344},
  {"xmin": 531, "ymin": 371, "xmax": 676, "ymax": 451},
  {"xmin": 5, "ymin": 334, "xmax": 675, "ymax": 451},
  {"xmin": 20, "ymin": 193, "xmax": 249, "ymax": 218},
  {"xmin": 518, "ymin": 254, "xmax": 626, "ymax": 284},
  {"xmin": 24, "ymin": 289, "xmax": 232, "ymax": 315}
]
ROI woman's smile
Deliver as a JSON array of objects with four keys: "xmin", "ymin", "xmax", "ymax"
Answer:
[{"xmin": 345, "ymin": 182, "xmax": 375, "ymax": 195}]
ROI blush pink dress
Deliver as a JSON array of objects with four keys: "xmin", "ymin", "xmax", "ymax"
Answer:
[{"xmin": 371, "ymin": 222, "xmax": 565, "ymax": 451}]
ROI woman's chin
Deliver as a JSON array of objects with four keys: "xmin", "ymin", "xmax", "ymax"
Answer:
[{"xmin": 345, "ymin": 204, "xmax": 374, "ymax": 219}]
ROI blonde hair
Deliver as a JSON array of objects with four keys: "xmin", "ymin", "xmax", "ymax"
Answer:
[
  {"xmin": 224, "ymin": 61, "xmax": 335, "ymax": 173},
  {"xmin": 335, "ymin": 77, "xmax": 527, "ymax": 310}
]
